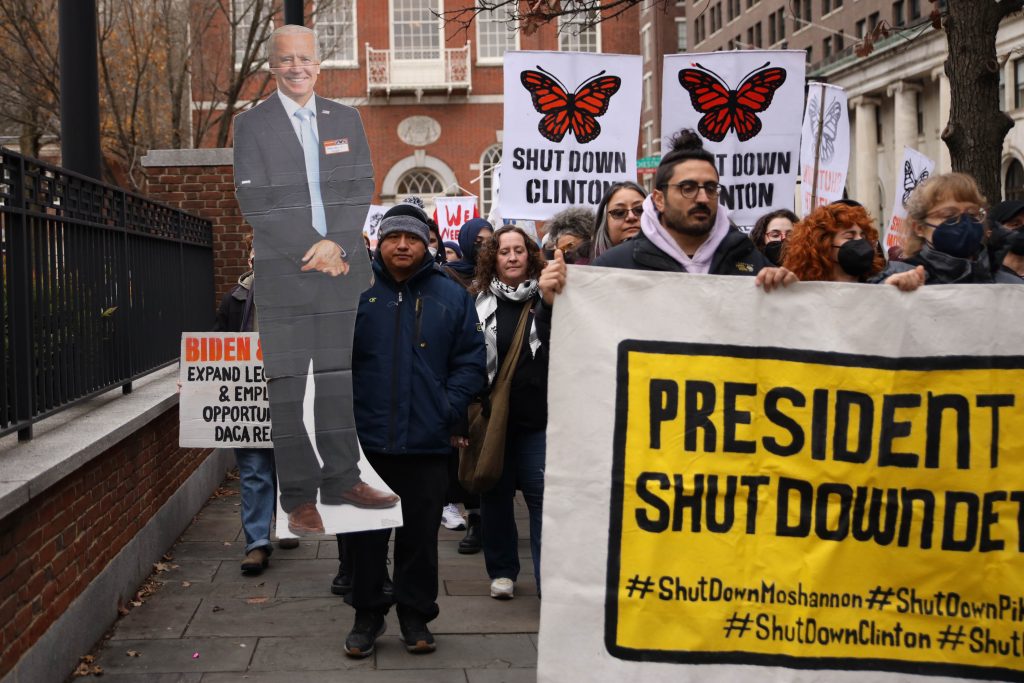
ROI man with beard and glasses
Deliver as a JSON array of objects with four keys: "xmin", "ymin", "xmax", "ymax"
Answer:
[{"xmin": 576, "ymin": 129, "xmax": 796, "ymax": 286}]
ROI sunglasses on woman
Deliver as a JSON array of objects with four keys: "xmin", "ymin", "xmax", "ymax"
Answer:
[{"xmin": 607, "ymin": 207, "xmax": 644, "ymax": 220}]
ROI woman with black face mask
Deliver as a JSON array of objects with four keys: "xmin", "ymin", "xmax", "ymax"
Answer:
[
  {"xmin": 750, "ymin": 208, "xmax": 798, "ymax": 266},
  {"xmin": 878, "ymin": 173, "xmax": 994, "ymax": 285},
  {"xmin": 782, "ymin": 203, "xmax": 924, "ymax": 290}
]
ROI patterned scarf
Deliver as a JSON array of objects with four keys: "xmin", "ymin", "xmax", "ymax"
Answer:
[{"xmin": 476, "ymin": 277, "xmax": 541, "ymax": 384}]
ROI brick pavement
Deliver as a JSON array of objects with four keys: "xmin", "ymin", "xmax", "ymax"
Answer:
[{"xmin": 85, "ymin": 475, "xmax": 539, "ymax": 682}]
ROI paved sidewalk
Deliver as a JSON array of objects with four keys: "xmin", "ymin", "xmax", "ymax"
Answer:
[{"xmin": 85, "ymin": 474, "xmax": 539, "ymax": 682}]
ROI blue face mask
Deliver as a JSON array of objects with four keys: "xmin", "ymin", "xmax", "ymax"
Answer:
[{"xmin": 930, "ymin": 214, "xmax": 985, "ymax": 259}]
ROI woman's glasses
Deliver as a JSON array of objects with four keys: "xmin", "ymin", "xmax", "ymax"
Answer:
[{"xmin": 607, "ymin": 207, "xmax": 644, "ymax": 220}]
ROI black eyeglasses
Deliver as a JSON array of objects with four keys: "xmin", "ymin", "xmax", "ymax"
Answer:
[
  {"xmin": 660, "ymin": 180, "xmax": 722, "ymax": 199},
  {"xmin": 607, "ymin": 207, "xmax": 644, "ymax": 220}
]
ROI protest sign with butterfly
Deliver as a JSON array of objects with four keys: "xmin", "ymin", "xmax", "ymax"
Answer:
[
  {"xmin": 501, "ymin": 51, "xmax": 641, "ymax": 220},
  {"xmin": 800, "ymin": 83, "xmax": 850, "ymax": 215},
  {"xmin": 884, "ymin": 147, "xmax": 936, "ymax": 254},
  {"xmin": 662, "ymin": 50, "xmax": 806, "ymax": 226}
]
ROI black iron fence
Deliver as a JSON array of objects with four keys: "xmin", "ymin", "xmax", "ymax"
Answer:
[{"xmin": 0, "ymin": 147, "xmax": 214, "ymax": 440}]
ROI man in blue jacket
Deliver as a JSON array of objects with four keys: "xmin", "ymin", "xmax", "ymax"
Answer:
[{"xmin": 344, "ymin": 211, "xmax": 487, "ymax": 658}]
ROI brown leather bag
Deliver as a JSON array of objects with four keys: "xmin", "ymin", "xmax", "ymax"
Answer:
[{"xmin": 458, "ymin": 300, "xmax": 533, "ymax": 494}]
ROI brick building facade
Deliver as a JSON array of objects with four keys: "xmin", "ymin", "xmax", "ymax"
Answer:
[{"xmin": 190, "ymin": 1, "xmax": 641, "ymax": 218}]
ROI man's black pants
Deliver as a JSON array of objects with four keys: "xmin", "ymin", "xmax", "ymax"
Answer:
[{"xmin": 344, "ymin": 453, "xmax": 448, "ymax": 621}]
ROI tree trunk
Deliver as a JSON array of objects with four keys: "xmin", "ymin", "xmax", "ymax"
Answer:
[{"xmin": 942, "ymin": 0, "xmax": 1021, "ymax": 203}]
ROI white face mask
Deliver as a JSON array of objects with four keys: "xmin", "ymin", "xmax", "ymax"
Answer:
[{"xmin": 428, "ymin": 246, "xmax": 438, "ymax": 257}]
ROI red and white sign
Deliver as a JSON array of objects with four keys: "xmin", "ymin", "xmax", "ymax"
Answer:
[{"xmin": 433, "ymin": 195, "xmax": 479, "ymax": 242}]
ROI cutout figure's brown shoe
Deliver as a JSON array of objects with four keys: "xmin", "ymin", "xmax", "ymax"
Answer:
[
  {"xmin": 331, "ymin": 482, "xmax": 400, "ymax": 509},
  {"xmin": 287, "ymin": 503, "xmax": 325, "ymax": 535}
]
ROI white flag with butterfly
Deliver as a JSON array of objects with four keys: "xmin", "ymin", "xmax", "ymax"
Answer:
[
  {"xmin": 799, "ymin": 83, "xmax": 850, "ymax": 215},
  {"xmin": 884, "ymin": 147, "xmax": 936, "ymax": 255},
  {"xmin": 500, "ymin": 50, "xmax": 642, "ymax": 220},
  {"xmin": 662, "ymin": 50, "xmax": 806, "ymax": 227}
]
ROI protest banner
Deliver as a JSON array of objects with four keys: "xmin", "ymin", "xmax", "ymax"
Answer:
[
  {"xmin": 180, "ymin": 332, "xmax": 271, "ymax": 447},
  {"xmin": 800, "ymin": 83, "xmax": 850, "ymax": 215},
  {"xmin": 885, "ymin": 147, "xmax": 936, "ymax": 253},
  {"xmin": 500, "ymin": 50, "xmax": 641, "ymax": 220},
  {"xmin": 433, "ymin": 195, "xmax": 479, "ymax": 242},
  {"xmin": 362, "ymin": 204, "xmax": 390, "ymax": 249},
  {"xmin": 179, "ymin": 331, "xmax": 402, "ymax": 536},
  {"xmin": 539, "ymin": 267, "xmax": 1024, "ymax": 682},
  {"xmin": 662, "ymin": 50, "xmax": 806, "ymax": 226}
]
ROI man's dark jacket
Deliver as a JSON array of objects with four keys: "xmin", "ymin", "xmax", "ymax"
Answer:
[
  {"xmin": 593, "ymin": 227, "xmax": 770, "ymax": 274},
  {"xmin": 353, "ymin": 255, "xmax": 487, "ymax": 455}
]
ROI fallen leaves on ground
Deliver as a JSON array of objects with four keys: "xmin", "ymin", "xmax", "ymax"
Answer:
[
  {"xmin": 245, "ymin": 597, "xmax": 268, "ymax": 604},
  {"xmin": 126, "ymin": 650, "xmax": 141, "ymax": 657},
  {"xmin": 71, "ymin": 655, "xmax": 103, "ymax": 677}
]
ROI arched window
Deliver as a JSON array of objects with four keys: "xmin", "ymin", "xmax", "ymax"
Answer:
[
  {"xmin": 480, "ymin": 145, "xmax": 502, "ymax": 218},
  {"xmin": 1005, "ymin": 159, "xmax": 1024, "ymax": 201},
  {"xmin": 396, "ymin": 169, "xmax": 445, "ymax": 213}
]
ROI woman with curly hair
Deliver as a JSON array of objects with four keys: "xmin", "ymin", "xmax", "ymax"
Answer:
[
  {"xmin": 783, "ymin": 203, "xmax": 924, "ymax": 290},
  {"xmin": 469, "ymin": 225, "xmax": 550, "ymax": 601}
]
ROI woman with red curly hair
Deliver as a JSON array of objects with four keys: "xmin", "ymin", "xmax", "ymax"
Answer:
[{"xmin": 783, "ymin": 203, "xmax": 924, "ymax": 290}]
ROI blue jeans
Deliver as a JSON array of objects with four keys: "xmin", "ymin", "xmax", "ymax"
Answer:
[
  {"xmin": 235, "ymin": 448, "xmax": 276, "ymax": 554},
  {"xmin": 480, "ymin": 428, "xmax": 545, "ymax": 587}
]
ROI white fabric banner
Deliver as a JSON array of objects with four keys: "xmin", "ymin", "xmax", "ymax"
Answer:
[
  {"xmin": 884, "ymin": 147, "xmax": 936, "ymax": 253},
  {"xmin": 500, "ymin": 50, "xmax": 641, "ymax": 220},
  {"xmin": 433, "ymin": 195, "xmax": 479, "ymax": 242},
  {"xmin": 362, "ymin": 204, "xmax": 390, "ymax": 249},
  {"xmin": 538, "ymin": 266, "xmax": 1024, "ymax": 682},
  {"xmin": 800, "ymin": 83, "xmax": 850, "ymax": 215},
  {"xmin": 661, "ymin": 50, "xmax": 806, "ymax": 226}
]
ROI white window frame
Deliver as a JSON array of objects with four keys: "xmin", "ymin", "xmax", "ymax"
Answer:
[
  {"xmin": 389, "ymin": 0, "xmax": 444, "ymax": 61},
  {"xmin": 476, "ymin": 4, "xmax": 519, "ymax": 64},
  {"xmin": 675, "ymin": 17, "xmax": 688, "ymax": 52},
  {"xmin": 233, "ymin": 0, "xmax": 276, "ymax": 69},
  {"xmin": 640, "ymin": 22, "xmax": 653, "ymax": 63},
  {"xmin": 643, "ymin": 121, "xmax": 655, "ymax": 157},
  {"xmin": 316, "ymin": 0, "xmax": 358, "ymax": 68},
  {"xmin": 643, "ymin": 72, "xmax": 654, "ymax": 112},
  {"xmin": 558, "ymin": 0, "xmax": 602, "ymax": 53},
  {"xmin": 479, "ymin": 144, "xmax": 502, "ymax": 217}
]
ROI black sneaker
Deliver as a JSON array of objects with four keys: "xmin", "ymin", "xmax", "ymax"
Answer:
[
  {"xmin": 344, "ymin": 611, "xmax": 385, "ymax": 658},
  {"xmin": 331, "ymin": 565, "xmax": 351, "ymax": 596},
  {"xmin": 398, "ymin": 612, "xmax": 436, "ymax": 653}
]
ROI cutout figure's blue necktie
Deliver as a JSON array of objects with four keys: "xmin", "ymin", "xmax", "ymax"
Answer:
[{"xmin": 294, "ymin": 108, "xmax": 327, "ymax": 236}]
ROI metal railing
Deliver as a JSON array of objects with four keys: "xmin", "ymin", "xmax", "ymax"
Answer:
[
  {"xmin": 366, "ymin": 42, "xmax": 472, "ymax": 97},
  {"xmin": 0, "ymin": 147, "xmax": 214, "ymax": 440}
]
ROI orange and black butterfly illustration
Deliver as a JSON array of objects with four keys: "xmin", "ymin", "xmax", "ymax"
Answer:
[
  {"xmin": 520, "ymin": 66, "xmax": 621, "ymax": 144},
  {"xmin": 677, "ymin": 62, "xmax": 787, "ymax": 142}
]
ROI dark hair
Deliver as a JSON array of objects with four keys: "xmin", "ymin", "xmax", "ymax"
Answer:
[
  {"xmin": 653, "ymin": 129, "xmax": 717, "ymax": 190},
  {"xmin": 592, "ymin": 181, "xmax": 647, "ymax": 258},
  {"xmin": 750, "ymin": 209, "xmax": 799, "ymax": 249},
  {"xmin": 471, "ymin": 226, "xmax": 547, "ymax": 294}
]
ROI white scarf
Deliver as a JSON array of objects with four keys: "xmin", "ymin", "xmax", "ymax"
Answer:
[
  {"xmin": 475, "ymin": 278, "xmax": 541, "ymax": 384},
  {"xmin": 640, "ymin": 194, "xmax": 732, "ymax": 273}
]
